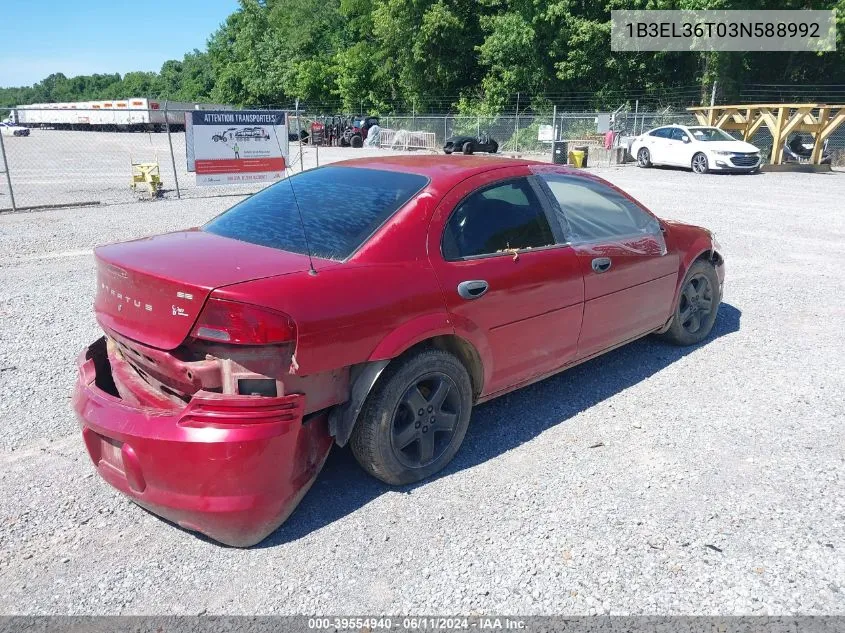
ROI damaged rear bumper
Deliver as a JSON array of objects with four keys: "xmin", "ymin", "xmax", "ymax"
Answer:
[{"xmin": 72, "ymin": 338, "xmax": 333, "ymax": 547}]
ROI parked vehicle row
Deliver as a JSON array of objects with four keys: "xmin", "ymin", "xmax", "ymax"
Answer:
[{"xmin": 74, "ymin": 155, "xmax": 724, "ymax": 547}]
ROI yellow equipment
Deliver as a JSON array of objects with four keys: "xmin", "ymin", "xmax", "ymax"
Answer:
[
  {"xmin": 568, "ymin": 149, "xmax": 586, "ymax": 168},
  {"xmin": 130, "ymin": 154, "xmax": 163, "ymax": 198}
]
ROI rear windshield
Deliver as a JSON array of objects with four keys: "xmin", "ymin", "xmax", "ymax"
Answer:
[{"xmin": 203, "ymin": 166, "xmax": 428, "ymax": 260}]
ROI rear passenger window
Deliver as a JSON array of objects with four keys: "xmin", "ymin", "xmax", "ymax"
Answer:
[
  {"xmin": 540, "ymin": 175, "xmax": 660, "ymax": 243},
  {"xmin": 442, "ymin": 179, "xmax": 555, "ymax": 260}
]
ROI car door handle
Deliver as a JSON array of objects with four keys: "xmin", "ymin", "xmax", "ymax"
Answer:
[
  {"xmin": 457, "ymin": 280, "xmax": 489, "ymax": 300},
  {"xmin": 591, "ymin": 257, "xmax": 612, "ymax": 273}
]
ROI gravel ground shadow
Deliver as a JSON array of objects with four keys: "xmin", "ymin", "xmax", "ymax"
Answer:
[{"xmin": 257, "ymin": 303, "xmax": 741, "ymax": 547}]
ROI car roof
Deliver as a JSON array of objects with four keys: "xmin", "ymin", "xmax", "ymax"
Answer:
[{"xmin": 335, "ymin": 155, "xmax": 551, "ymax": 188}]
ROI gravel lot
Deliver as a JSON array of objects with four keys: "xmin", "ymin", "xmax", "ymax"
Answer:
[
  {"xmin": 0, "ymin": 161, "xmax": 843, "ymax": 616},
  {"xmin": 0, "ymin": 130, "xmax": 412, "ymax": 209}
]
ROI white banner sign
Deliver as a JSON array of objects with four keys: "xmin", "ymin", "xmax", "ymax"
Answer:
[{"xmin": 188, "ymin": 110, "xmax": 288, "ymax": 186}]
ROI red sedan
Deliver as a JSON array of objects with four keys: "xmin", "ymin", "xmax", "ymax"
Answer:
[{"xmin": 74, "ymin": 156, "xmax": 724, "ymax": 546}]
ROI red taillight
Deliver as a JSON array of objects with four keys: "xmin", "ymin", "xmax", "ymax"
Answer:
[{"xmin": 191, "ymin": 298, "xmax": 296, "ymax": 345}]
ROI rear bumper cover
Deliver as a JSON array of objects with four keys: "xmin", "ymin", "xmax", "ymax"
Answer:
[{"xmin": 72, "ymin": 338, "xmax": 332, "ymax": 547}]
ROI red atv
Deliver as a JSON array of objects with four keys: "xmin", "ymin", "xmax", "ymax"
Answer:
[{"xmin": 341, "ymin": 116, "xmax": 380, "ymax": 148}]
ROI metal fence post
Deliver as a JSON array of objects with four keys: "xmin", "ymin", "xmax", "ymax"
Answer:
[
  {"xmin": 550, "ymin": 105, "xmax": 557, "ymax": 162},
  {"xmin": 514, "ymin": 92, "xmax": 520, "ymax": 153},
  {"xmin": 164, "ymin": 101, "xmax": 181, "ymax": 199},
  {"xmin": 633, "ymin": 99, "xmax": 639, "ymax": 137},
  {"xmin": 444, "ymin": 115, "xmax": 448, "ymax": 145},
  {"xmin": 0, "ymin": 127, "xmax": 16, "ymax": 212},
  {"xmin": 295, "ymin": 100, "xmax": 304, "ymax": 172}
]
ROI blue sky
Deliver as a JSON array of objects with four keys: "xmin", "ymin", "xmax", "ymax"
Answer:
[{"xmin": 0, "ymin": 0, "xmax": 239, "ymax": 87}]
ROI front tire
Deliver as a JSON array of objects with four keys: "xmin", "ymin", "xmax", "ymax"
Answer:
[
  {"xmin": 350, "ymin": 349, "xmax": 473, "ymax": 486},
  {"xmin": 691, "ymin": 152, "xmax": 709, "ymax": 174},
  {"xmin": 637, "ymin": 147, "xmax": 651, "ymax": 167},
  {"xmin": 462, "ymin": 141, "xmax": 474, "ymax": 155},
  {"xmin": 660, "ymin": 260, "xmax": 721, "ymax": 346}
]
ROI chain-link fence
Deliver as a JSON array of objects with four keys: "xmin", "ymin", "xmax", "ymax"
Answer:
[
  {"xmin": 0, "ymin": 105, "xmax": 842, "ymax": 212},
  {"xmin": 0, "ymin": 107, "xmax": 310, "ymax": 211},
  {"xmin": 379, "ymin": 110, "xmax": 697, "ymax": 153}
]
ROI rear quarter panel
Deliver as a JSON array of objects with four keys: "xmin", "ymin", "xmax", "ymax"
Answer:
[
  {"xmin": 214, "ymin": 263, "xmax": 449, "ymax": 377},
  {"xmin": 211, "ymin": 190, "xmax": 453, "ymax": 377}
]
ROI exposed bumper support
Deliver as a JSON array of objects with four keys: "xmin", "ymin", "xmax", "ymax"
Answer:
[{"xmin": 73, "ymin": 338, "xmax": 333, "ymax": 547}]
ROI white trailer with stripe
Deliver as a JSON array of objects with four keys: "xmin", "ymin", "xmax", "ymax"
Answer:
[{"xmin": 13, "ymin": 99, "xmax": 232, "ymax": 131}]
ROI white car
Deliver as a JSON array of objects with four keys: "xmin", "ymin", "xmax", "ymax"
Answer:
[
  {"xmin": 630, "ymin": 124, "xmax": 760, "ymax": 174},
  {"xmin": 0, "ymin": 121, "xmax": 30, "ymax": 137}
]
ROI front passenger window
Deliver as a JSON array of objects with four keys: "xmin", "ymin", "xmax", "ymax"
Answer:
[
  {"xmin": 442, "ymin": 179, "xmax": 555, "ymax": 260},
  {"xmin": 540, "ymin": 175, "xmax": 660, "ymax": 243}
]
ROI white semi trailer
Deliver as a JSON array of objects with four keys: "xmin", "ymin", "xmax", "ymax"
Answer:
[{"xmin": 12, "ymin": 98, "xmax": 232, "ymax": 131}]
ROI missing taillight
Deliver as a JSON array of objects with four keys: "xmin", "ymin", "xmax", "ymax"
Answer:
[
  {"xmin": 87, "ymin": 338, "xmax": 121, "ymax": 398},
  {"xmin": 237, "ymin": 378, "xmax": 278, "ymax": 397},
  {"xmin": 191, "ymin": 298, "xmax": 297, "ymax": 346}
]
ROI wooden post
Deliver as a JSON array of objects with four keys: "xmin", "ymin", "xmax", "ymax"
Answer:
[
  {"xmin": 810, "ymin": 107, "xmax": 828, "ymax": 165},
  {"xmin": 770, "ymin": 106, "xmax": 786, "ymax": 165}
]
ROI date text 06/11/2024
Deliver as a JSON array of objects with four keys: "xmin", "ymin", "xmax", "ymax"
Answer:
[{"xmin": 306, "ymin": 617, "xmax": 528, "ymax": 630}]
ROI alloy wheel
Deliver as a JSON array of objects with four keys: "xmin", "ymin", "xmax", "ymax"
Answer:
[
  {"xmin": 692, "ymin": 153, "xmax": 708, "ymax": 173},
  {"xmin": 390, "ymin": 373, "xmax": 462, "ymax": 469},
  {"xmin": 678, "ymin": 274, "xmax": 714, "ymax": 334}
]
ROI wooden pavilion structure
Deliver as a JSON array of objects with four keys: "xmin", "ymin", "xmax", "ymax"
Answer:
[{"xmin": 687, "ymin": 103, "xmax": 845, "ymax": 165}]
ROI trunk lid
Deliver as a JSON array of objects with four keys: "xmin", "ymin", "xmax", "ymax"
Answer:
[{"xmin": 94, "ymin": 230, "xmax": 314, "ymax": 350}]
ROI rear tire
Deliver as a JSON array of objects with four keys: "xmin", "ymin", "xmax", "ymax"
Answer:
[
  {"xmin": 462, "ymin": 141, "xmax": 474, "ymax": 155},
  {"xmin": 660, "ymin": 260, "xmax": 721, "ymax": 346},
  {"xmin": 350, "ymin": 135, "xmax": 363, "ymax": 148},
  {"xmin": 488, "ymin": 141, "xmax": 498, "ymax": 154},
  {"xmin": 350, "ymin": 349, "xmax": 473, "ymax": 486}
]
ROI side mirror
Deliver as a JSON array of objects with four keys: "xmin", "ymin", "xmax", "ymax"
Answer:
[{"xmin": 681, "ymin": 136, "xmax": 690, "ymax": 143}]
